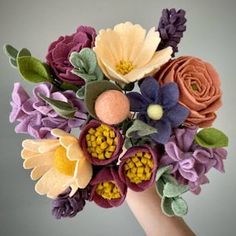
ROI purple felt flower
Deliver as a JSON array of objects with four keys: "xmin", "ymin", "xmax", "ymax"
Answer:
[
  {"xmin": 127, "ymin": 77, "xmax": 189, "ymax": 144},
  {"xmin": 160, "ymin": 127, "xmax": 227, "ymax": 194},
  {"xmin": 46, "ymin": 26, "xmax": 96, "ymax": 85},
  {"xmin": 10, "ymin": 82, "xmax": 87, "ymax": 138}
]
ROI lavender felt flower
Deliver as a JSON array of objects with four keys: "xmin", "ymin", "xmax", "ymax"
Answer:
[
  {"xmin": 127, "ymin": 77, "xmax": 189, "ymax": 144},
  {"xmin": 160, "ymin": 127, "xmax": 227, "ymax": 194},
  {"xmin": 46, "ymin": 26, "xmax": 96, "ymax": 85},
  {"xmin": 10, "ymin": 82, "xmax": 87, "ymax": 138}
]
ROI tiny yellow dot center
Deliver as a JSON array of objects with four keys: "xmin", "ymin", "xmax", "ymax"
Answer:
[
  {"xmin": 96, "ymin": 181, "xmax": 121, "ymax": 200},
  {"xmin": 116, "ymin": 60, "xmax": 135, "ymax": 75}
]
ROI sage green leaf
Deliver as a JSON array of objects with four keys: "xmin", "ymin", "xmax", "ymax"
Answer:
[
  {"xmin": 69, "ymin": 52, "xmax": 88, "ymax": 72},
  {"xmin": 76, "ymin": 86, "xmax": 86, "ymax": 99},
  {"xmin": 94, "ymin": 65, "xmax": 104, "ymax": 81},
  {"xmin": 163, "ymin": 182, "xmax": 189, "ymax": 198},
  {"xmin": 17, "ymin": 48, "xmax": 31, "ymax": 57},
  {"xmin": 60, "ymin": 82, "xmax": 79, "ymax": 92},
  {"xmin": 9, "ymin": 58, "xmax": 17, "ymax": 68},
  {"xmin": 17, "ymin": 56, "xmax": 52, "ymax": 83},
  {"xmin": 162, "ymin": 174, "xmax": 178, "ymax": 185},
  {"xmin": 195, "ymin": 127, "xmax": 228, "ymax": 148},
  {"xmin": 126, "ymin": 119, "xmax": 157, "ymax": 138},
  {"xmin": 161, "ymin": 197, "xmax": 174, "ymax": 217},
  {"xmin": 124, "ymin": 138, "xmax": 133, "ymax": 149},
  {"xmin": 156, "ymin": 178, "xmax": 165, "ymax": 197},
  {"xmin": 38, "ymin": 94, "xmax": 76, "ymax": 118},
  {"xmin": 171, "ymin": 197, "xmax": 188, "ymax": 217},
  {"xmin": 3, "ymin": 44, "xmax": 18, "ymax": 59},
  {"xmin": 79, "ymin": 48, "xmax": 97, "ymax": 74},
  {"xmin": 72, "ymin": 69, "xmax": 96, "ymax": 81},
  {"xmin": 156, "ymin": 166, "xmax": 171, "ymax": 181}
]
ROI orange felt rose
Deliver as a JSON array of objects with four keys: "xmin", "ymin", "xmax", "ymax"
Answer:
[{"xmin": 155, "ymin": 56, "xmax": 222, "ymax": 127}]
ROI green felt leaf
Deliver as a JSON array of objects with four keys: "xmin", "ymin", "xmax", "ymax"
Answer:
[
  {"xmin": 161, "ymin": 197, "xmax": 175, "ymax": 217},
  {"xmin": 79, "ymin": 48, "xmax": 97, "ymax": 74},
  {"xmin": 69, "ymin": 52, "xmax": 88, "ymax": 72},
  {"xmin": 17, "ymin": 48, "xmax": 31, "ymax": 57},
  {"xmin": 118, "ymin": 82, "xmax": 135, "ymax": 91},
  {"xmin": 156, "ymin": 166, "xmax": 172, "ymax": 181},
  {"xmin": 195, "ymin": 127, "xmax": 228, "ymax": 148},
  {"xmin": 171, "ymin": 197, "xmax": 188, "ymax": 217},
  {"xmin": 94, "ymin": 65, "xmax": 104, "ymax": 81},
  {"xmin": 3, "ymin": 44, "xmax": 18, "ymax": 59},
  {"xmin": 163, "ymin": 182, "xmax": 188, "ymax": 198},
  {"xmin": 124, "ymin": 139, "xmax": 133, "ymax": 149},
  {"xmin": 17, "ymin": 56, "xmax": 52, "ymax": 83},
  {"xmin": 38, "ymin": 94, "xmax": 77, "ymax": 118},
  {"xmin": 126, "ymin": 119, "xmax": 157, "ymax": 138},
  {"xmin": 9, "ymin": 58, "xmax": 17, "ymax": 68},
  {"xmin": 156, "ymin": 178, "xmax": 165, "ymax": 197},
  {"xmin": 60, "ymin": 82, "xmax": 79, "ymax": 92},
  {"xmin": 162, "ymin": 174, "xmax": 178, "ymax": 185},
  {"xmin": 76, "ymin": 86, "xmax": 86, "ymax": 99},
  {"xmin": 72, "ymin": 69, "xmax": 97, "ymax": 81}
]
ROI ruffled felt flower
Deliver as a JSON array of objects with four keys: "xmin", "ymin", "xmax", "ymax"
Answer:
[
  {"xmin": 90, "ymin": 167, "xmax": 127, "ymax": 208},
  {"xmin": 160, "ymin": 127, "xmax": 227, "ymax": 194},
  {"xmin": 155, "ymin": 56, "xmax": 222, "ymax": 127},
  {"xmin": 127, "ymin": 77, "xmax": 189, "ymax": 144},
  {"xmin": 46, "ymin": 26, "xmax": 96, "ymax": 85},
  {"xmin": 21, "ymin": 129, "xmax": 93, "ymax": 198},
  {"xmin": 10, "ymin": 83, "xmax": 87, "ymax": 138},
  {"xmin": 119, "ymin": 146, "xmax": 158, "ymax": 192},
  {"xmin": 94, "ymin": 22, "xmax": 172, "ymax": 84},
  {"xmin": 79, "ymin": 120, "xmax": 123, "ymax": 165}
]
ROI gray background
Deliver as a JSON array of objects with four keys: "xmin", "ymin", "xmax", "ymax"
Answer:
[{"xmin": 0, "ymin": 0, "xmax": 235, "ymax": 235}]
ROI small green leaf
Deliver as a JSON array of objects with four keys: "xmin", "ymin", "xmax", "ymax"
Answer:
[
  {"xmin": 156, "ymin": 178, "xmax": 165, "ymax": 197},
  {"xmin": 17, "ymin": 48, "xmax": 31, "ymax": 57},
  {"xmin": 3, "ymin": 44, "xmax": 18, "ymax": 59},
  {"xmin": 38, "ymin": 94, "xmax": 77, "ymax": 118},
  {"xmin": 161, "ymin": 197, "xmax": 175, "ymax": 217},
  {"xmin": 69, "ymin": 52, "xmax": 88, "ymax": 72},
  {"xmin": 72, "ymin": 69, "xmax": 97, "ymax": 81},
  {"xmin": 162, "ymin": 174, "xmax": 178, "ymax": 185},
  {"xmin": 163, "ymin": 182, "xmax": 188, "ymax": 198},
  {"xmin": 17, "ymin": 56, "xmax": 52, "ymax": 83},
  {"xmin": 76, "ymin": 86, "xmax": 86, "ymax": 99},
  {"xmin": 79, "ymin": 48, "xmax": 97, "ymax": 74},
  {"xmin": 156, "ymin": 166, "xmax": 172, "ymax": 181},
  {"xmin": 60, "ymin": 82, "xmax": 79, "ymax": 92},
  {"xmin": 94, "ymin": 65, "xmax": 104, "ymax": 81},
  {"xmin": 9, "ymin": 58, "xmax": 17, "ymax": 68},
  {"xmin": 171, "ymin": 197, "xmax": 188, "ymax": 217},
  {"xmin": 195, "ymin": 127, "xmax": 228, "ymax": 148},
  {"xmin": 124, "ymin": 139, "xmax": 133, "ymax": 149}
]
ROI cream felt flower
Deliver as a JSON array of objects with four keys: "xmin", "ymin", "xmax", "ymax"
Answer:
[
  {"xmin": 94, "ymin": 22, "xmax": 172, "ymax": 84},
  {"xmin": 21, "ymin": 129, "xmax": 93, "ymax": 199}
]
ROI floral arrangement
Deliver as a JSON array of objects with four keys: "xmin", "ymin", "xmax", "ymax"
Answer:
[{"xmin": 4, "ymin": 8, "xmax": 228, "ymax": 219}]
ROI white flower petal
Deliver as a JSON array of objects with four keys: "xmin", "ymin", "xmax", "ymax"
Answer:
[{"xmin": 30, "ymin": 165, "xmax": 52, "ymax": 180}]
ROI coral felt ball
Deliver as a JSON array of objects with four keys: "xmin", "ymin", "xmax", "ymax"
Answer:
[{"xmin": 95, "ymin": 90, "xmax": 130, "ymax": 125}]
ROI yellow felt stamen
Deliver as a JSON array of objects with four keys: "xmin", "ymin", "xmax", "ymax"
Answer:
[
  {"xmin": 96, "ymin": 181, "xmax": 121, "ymax": 200},
  {"xmin": 116, "ymin": 60, "xmax": 135, "ymax": 75}
]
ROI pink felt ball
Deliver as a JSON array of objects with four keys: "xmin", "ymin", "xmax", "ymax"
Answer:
[{"xmin": 95, "ymin": 90, "xmax": 130, "ymax": 125}]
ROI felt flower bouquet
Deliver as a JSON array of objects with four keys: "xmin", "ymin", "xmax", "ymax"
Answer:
[{"xmin": 4, "ymin": 8, "xmax": 228, "ymax": 219}]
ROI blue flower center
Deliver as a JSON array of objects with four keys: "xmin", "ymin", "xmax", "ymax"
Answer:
[{"xmin": 147, "ymin": 104, "xmax": 164, "ymax": 120}]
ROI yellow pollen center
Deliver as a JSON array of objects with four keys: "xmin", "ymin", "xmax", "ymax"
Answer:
[
  {"xmin": 123, "ymin": 151, "xmax": 154, "ymax": 184},
  {"xmin": 147, "ymin": 104, "xmax": 164, "ymax": 120},
  {"xmin": 96, "ymin": 181, "xmax": 121, "ymax": 200},
  {"xmin": 53, "ymin": 146, "xmax": 76, "ymax": 176},
  {"xmin": 86, "ymin": 124, "xmax": 118, "ymax": 160},
  {"xmin": 116, "ymin": 60, "xmax": 135, "ymax": 75}
]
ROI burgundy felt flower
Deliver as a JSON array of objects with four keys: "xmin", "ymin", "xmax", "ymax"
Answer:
[
  {"xmin": 46, "ymin": 26, "xmax": 96, "ymax": 85},
  {"xmin": 90, "ymin": 167, "xmax": 127, "ymax": 208},
  {"xmin": 119, "ymin": 145, "xmax": 158, "ymax": 192},
  {"xmin": 79, "ymin": 120, "xmax": 124, "ymax": 165}
]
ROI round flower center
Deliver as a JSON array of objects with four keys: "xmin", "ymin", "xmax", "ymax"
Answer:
[
  {"xmin": 86, "ymin": 124, "xmax": 118, "ymax": 160},
  {"xmin": 147, "ymin": 104, "xmax": 164, "ymax": 120},
  {"xmin": 53, "ymin": 146, "xmax": 76, "ymax": 176},
  {"xmin": 191, "ymin": 81, "xmax": 201, "ymax": 92},
  {"xmin": 124, "ymin": 151, "xmax": 154, "ymax": 184},
  {"xmin": 96, "ymin": 181, "xmax": 121, "ymax": 200},
  {"xmin": 116, "ymin": 60, "xmax": 135, "ymax": 75}
]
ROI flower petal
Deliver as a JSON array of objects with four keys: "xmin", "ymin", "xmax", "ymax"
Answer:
[
  {"xmin": 126, "ymin": 92, "xmax": 148, "ymax": 112},
  {"xmin": 31, "ymin": 165, "xmax": 52, "ymax": 180},
  {"xmin": 66, "ymin": 142, "xmax": 85, "ymax": 161}
]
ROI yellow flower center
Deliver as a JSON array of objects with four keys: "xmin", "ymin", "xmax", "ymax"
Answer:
[
  {"xmin": 116, "ymin": 60, "xmax": 135, "ymax": 75},
  {"xmin": 96, "ymin": 181, "xmax": 121, "ymax": 200},
  {"xmin": 191, "ymin": 82, "xmax": 200, "ymax": 92},
  {"xmin": 123, "ymin": 151, "xmax": 154, "ymax": 184},
  {"xmin": 147, "ymin": 104, "xmax": 164, "ymax": 120},
  {"xmin": 53, "ymin": 146, "xmax": 76, "ymax": 176},
  {"xmin": 86, "ymin": 124, "xmax": 118, "ymax": 160}
]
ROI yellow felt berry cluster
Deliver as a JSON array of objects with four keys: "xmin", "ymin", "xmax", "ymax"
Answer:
[
  {"xmin": 96, "ymin": 181, "xmax": 121, "ymax": 200},
  {"xmin": 86, "ymin": 124, "xmax": 118, "ymax": 160},
  {"xmin": 123, "ymin": 152, "xmax": 154, "ymax": 184}
]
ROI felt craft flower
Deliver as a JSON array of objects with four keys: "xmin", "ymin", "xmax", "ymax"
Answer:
[
  {"xmin": 94, "ymin": 22, "xmax": 172, "ymax": 84},
  {"xmin": 10, "ymin": 82, "xmax": 87, "ymax": 139},
  {"xmin": 21, "ymin": 129, "xmax": 93, "ymax": 198},
  {"xmin": 127, "ymin": 77, "xmax": 189, "ymax": 144},
  {"xmin": 118, "ymin": 146, "xmax": 158, "ymax": 192},
  {"xmin": 155, "ymin": 56, "xmax": 222, "ymax": 127},
  {"xmin": 46, "ymin": 26, "xmax": 96, "ymax": 85},
  {"xmin": 160, "ymin": 127, "xmax": 227, "ymax": 194},
  {"xmin": 79, "ymin": 120, "xmax": 124, "ymax": 165},
  {"xmin": 90, "ymin": 167, "xmax": 127, "ymax": 208}
]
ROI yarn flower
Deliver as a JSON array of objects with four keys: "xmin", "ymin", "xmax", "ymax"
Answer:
[
  {"xmin": 160, "ymin": 127, "xmax": 227, "ymax": 194},
  {"xmin": 21, "ymin": 129, "xmax": 93, "ymax": 198},
  {"xmin": 10, "ymin": 82, "xmax": 87, "ymax": 139},
  {"xmin": 127, "ymin": 77, "xmax": 189, "ymax": 144},
  {"xmin": 119, "ymin": 146, "xmax": 158, "ymax": 192},
  {"xmin": 94, "ymin": 22, "xmax": 172, "ymax": 84},
  {"xmin": 90, "ymin": 167, "xmax": 127, "ymax": 208}
]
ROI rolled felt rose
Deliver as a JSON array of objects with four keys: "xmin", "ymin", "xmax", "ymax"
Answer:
[
  {"xmin": 155, "ymin": 56, "xmax": 222, "ymax": 127},
  {"xmin": 118, "ymin": 145, "xmax": 158, "ymax": 192},
  {"xmin": 90, "ymin": 167, "xmax": 127, "ymax": 208},
  {"xmin": 79, "ymin": 120, "xmax": 124, "ymax": 165}
]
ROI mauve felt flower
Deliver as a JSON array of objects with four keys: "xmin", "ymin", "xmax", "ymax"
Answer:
[
  {"xmin": 155, "ymin": 56, "xmax": 222, "ymax": 127},
  {"xmin": 119, "ymin": 145, "xmax": 158, "ymax": 192},
  {"xmin": 21, "ymin": 129, "xmax": 93, "ymax": 198},
  {"xmin": 90, "ymin": 167, "xmax": 127, "ymax": 208},
  {"xmin": 160, "ymin": 127, "xmax": 227, "ymax": 194},
  {"xmin": 127, "ymin": 77, "xmax": 189, "ymax": 144},
  {"xmin": 46, "ymin": 26, "xmax": 96, "ymax": 85},
  {"xmin": 10, "ymin": 82, "xmax": 87, "ymax": 138},
  {"xmin": 79, "ymin": 120, "xmax": 124, "ymax": 166},
  {"xmin": 94, "ymin": 22, "xmax": 172, "ymax": 84}
]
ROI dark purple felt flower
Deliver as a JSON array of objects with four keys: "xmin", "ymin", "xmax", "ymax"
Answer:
[
  {"xmin": 127, "ymin": 77, "xmax": 189, "ymax": 144},
  {"xmin": 160, "ymin": 127, "xmax": 227, "ymax": 194},
  {"xmin": 10, "ymin": 82, "xmax": 87, "ymax": 138},
  {"xmin": 46, "ymin": 26, "xmax": 96, "ymax": 85}
]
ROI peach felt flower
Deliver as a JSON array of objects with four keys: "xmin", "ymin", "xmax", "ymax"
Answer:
[
  {"xmin": 155, "ymin": 56, "xmax": 222, "ymax": 127},
  {"xmin": 94, "ymin": 22, "xmax": 172, "ymax": 84},
  {"xmin": 21, "ymin": 129, "xmax": 93, "ymax": 198}
]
